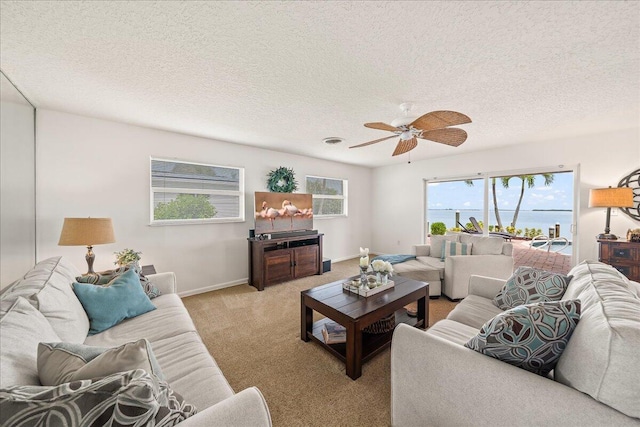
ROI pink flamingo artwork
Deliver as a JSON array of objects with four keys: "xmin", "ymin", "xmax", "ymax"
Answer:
[{"xmin": 261, "ymin": 201, "xmax": 280, "ymax": 229}]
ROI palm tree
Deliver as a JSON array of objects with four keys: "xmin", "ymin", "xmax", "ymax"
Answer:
[
  {"xmin": 501, "ymin": 174, "xmax": 554, "ymax": 229},
  {"xmin": 464, "ymin": 178, "xmax": 505, "ymax": 230},
  {"xmin": 465, "ymin": 174, "xmax": 554, "ymax": 231}
]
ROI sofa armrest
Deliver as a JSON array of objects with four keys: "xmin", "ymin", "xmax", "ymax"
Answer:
[
  {"xmin": 443, "ymin": 255, "xmax": 513, "ymax": 300},
  {"xmin": 391, "ymin": 324, "xmax": 637, "ymax": 426},
  {"xmin": 468, "ymin": 274, "xmax": 508, "ymax": 299},
  {"xmin": 178, "ymin": 387, "xmax": 271, "ymax": 427},
  {"xmin": 412, "ymin": 244, "xmax": 430, "ymax": 257},
  {"xmin": 146, "ymin": 272, "xmax": 177, "ymax": 295}
]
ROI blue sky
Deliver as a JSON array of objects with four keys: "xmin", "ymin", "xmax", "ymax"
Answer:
[{"xmin": 427, "ymin": 171, "xmax": 574, "ymax": 211}]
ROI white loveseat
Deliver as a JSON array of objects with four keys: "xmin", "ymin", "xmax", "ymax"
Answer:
[
  {"xmin": 394, "ymin": 234, "xmax": 513, "ymax": 299},
  {"xmin": 390, "ymin": 260, "xmax": 640, "ymax": 426},
  {"xmin": 0, "ymin": 256, "xmax": 271, "ymax": 426}
]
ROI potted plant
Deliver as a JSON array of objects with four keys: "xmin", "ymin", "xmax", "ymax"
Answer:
[{"xmin": 114, "ymin": 249, "xmax": 142, "ymax": 267}]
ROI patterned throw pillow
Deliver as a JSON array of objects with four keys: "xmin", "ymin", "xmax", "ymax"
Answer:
[
  {"xmin": 0, "ymin": 369, "xmax": 197, "ymax": 426},
  {"xmin": 493, "ymin": 266, "xmax": 572, "ymax": 310},
  {"xmin": 76, "ymin": 263, "xmax": 161, "ymax": 299},
  {"xmin": 38, "ymin": 339, "xmax": 165, "ymax": 386},
  {"xmin": 464, "ymin": 300, "xmax": 581, "ymax": 376},
  {"xmin": 440, "ymin": 241, "xmax": 472, "ymax": 261}
]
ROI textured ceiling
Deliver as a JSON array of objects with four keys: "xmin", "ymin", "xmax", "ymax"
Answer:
[{"xmin": 1, "ymin": 1, "xmax": 639, "ymax": 167}]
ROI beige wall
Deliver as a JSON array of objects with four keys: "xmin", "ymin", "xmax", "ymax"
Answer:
[{"xmin": 35, "ymin": 109, "xmax": 372, "ymax": 295}]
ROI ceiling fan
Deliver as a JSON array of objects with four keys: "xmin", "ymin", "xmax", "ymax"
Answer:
[{"xmin": 350, "ymin": 103, "xmax": 472, "ymax": 156}]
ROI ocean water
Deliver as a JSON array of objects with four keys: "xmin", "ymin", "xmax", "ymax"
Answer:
[{"xmin": 428, "ymin": 209, "xmax": 573, "ymax": 238}]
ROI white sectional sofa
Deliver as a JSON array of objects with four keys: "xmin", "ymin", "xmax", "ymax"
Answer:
[
  {"xmin": 390, "ymin": 260, "xmax": 640, "ymax": 426},
  {"xmin": 0, "ymin": 256, "xmax": 272, "ymax": 426},
  {"xmin": 394, "ymin": 234, "xmax": 514, "ymax": 299}
]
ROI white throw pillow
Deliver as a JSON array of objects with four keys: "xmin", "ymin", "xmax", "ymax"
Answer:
[
  {"xmin": 0, "ymin": 256, "xmax": 89, "ymax": 343},
  {"xmin": 469, "ymin": 236, "xmax": 504, "ymax": 255},
  {"xmin": 0, "ymin": 297, "xmax": 61, "ymax": 388},
  {"xmin": 38, "ymin": 338, "xmax": 165, "ymax": 386}
]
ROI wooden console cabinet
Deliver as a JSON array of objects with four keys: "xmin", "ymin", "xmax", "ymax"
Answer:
[
  {"xmin": 598, "ymin": 239, "xmax": 640, "ymax": 282},
  {"xmin": 248, "ymin": 234, "xmax": 323, "ymax": 291}
]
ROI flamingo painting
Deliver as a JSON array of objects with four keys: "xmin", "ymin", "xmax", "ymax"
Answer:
[
  {"xmin": 260, "ymin": 201, "xmax": 280, "ymax": 229},
  {"xmin": 254, "ymin": 192, "xmax": 313, "ymax": 235},
  {"xmin": 280, "ymin": 200, "xmax": 303, "ymax": 229}
]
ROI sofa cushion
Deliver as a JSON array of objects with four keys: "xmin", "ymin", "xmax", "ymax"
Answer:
[
  {"xmin": 0, "ymin": 298, "xmax": 61, "ymax": 388},
  {"xmin": 0, "ymin": 369, "xmax": 197, "ymax": 426},
  {"xmin": 465, "ymin": 299, "xmax": 581, "ymax": 376},
  {"xmin": 0, "ymin": 256, "xmax": 89, "ymax": 343},
  {"xmin": 76, "ymin": 263, "xmax": 161, "ymax": 299},
  {"xmin": 555, "ymin": 260, "xmax": 640, "ymax": 418},
  {"xmin": 465, "ymin": 235, "xmax": 505, "ymax": 255},
  {"xmin": 446, "ymin": 294, "xmax": 504, "ymax": 329},
  {"xmin": 415, "ymin": 256, "xmax": 445, "ymax": 279},
  {"xmin": 426, "ymin": 319, "xmax": 479, "ymax": 346},
  {"xmin": 83, "ymin": 293, "xmax": 234, "ymax": 411},
  {"xmin": 441, "ymin": 241, "xmax": 472, "ymax": 260},
  {"xmin": 428, "ymin": 235, "xmax": 459, "ymax": 259},
  {"xmin": 83, "ymin": 294, "xmax": 197, "ymax": 347},
  {"xmin": 493, "ymin": 266, "xmax": 572, "ymax": 310},
  {"xmin": 38, "ymin": 339, "xmax": 165, "ymax": 386},
  {"xmin": 73, "ymin": 268, "xmax": 156, "ymax": 335}
]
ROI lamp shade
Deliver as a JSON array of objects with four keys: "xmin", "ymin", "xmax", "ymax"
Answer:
[
  {"xmin": 589, "ymin": 187, "xmax": 634, "ymax": 208},
  {"xmin": 58, "ymin": 218, "xmax": 115, "ymax": 246}
]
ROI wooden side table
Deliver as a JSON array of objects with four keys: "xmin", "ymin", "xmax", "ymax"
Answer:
[
  {"xmin": 598, "ymin": 239, "xmax": 640, "ymax": 282},
  {"xmin": 141, "ymin": 265, "xmax": 157, "ymax": 276}
]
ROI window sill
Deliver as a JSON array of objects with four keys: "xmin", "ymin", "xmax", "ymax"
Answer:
[
  {"xmin": 149, "ymin": 218, "xmax": 245, "ymax": 226},
  {"xmin": 314, "ymin": 214, "xmax": 348, "ymax": 220}
]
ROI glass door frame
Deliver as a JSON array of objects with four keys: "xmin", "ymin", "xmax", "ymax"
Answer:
[{"xmin": 423, "ymin": 164, "xmax": 580, "ymax": 266}]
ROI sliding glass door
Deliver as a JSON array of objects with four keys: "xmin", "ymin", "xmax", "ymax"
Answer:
[{"xmin": 426, "ymin": 167, "xmax": 577, "ymax": 272}]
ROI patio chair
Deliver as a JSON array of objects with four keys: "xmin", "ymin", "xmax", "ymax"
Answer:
[{"xmin": 465, "ymin": 217, "xmax": 513, "ymax": 240}]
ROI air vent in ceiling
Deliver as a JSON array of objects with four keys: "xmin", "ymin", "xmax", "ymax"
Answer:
[{"xmin": 323, "ymin": 137, "xmax": 344, "ymax": 145}]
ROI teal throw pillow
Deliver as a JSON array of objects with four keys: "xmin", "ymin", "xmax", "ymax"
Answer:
[
  {"xmin": 440, "ymin": 241, "xmax": 472, "ymax": 261},
  {"xmin": 73, "ymin": 268, "xmax": 156, "ymax": 335},
  {"xmin": 493, "ymin": 266, "xmax": 573, "ymax": 310},
  {"xmin": 464, "ymin": 299, "xmax": 581, "ymax": 376}
]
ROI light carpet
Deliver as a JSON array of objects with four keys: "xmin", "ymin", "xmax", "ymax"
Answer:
[{"xmin": 183, "ymin": 257, "xmax": 457, "ymax": 426}]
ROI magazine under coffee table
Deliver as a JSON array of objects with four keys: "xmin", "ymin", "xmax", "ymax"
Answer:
[{"xmin": 300, "ymin": 275, "xmax": 428, "ymax": 380}]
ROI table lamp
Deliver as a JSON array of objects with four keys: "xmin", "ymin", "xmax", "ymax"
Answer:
[
  {"xmin": 58, "ymin": 218, "xmax": 115, "ymax": 274},
  {"xmin": 589, "ymin": 187, "xmax": 634, "ymax": 240}
]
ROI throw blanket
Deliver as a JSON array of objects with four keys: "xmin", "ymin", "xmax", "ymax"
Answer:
[{"xmin": 371, "ymin": 254, "xmax": 416, "ymax": 264}]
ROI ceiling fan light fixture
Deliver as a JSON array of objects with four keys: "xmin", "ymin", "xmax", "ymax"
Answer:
[
  {"xmin": 391, "ymin": 117, "xmax": 415, "ymax": 128},
  {"xmin": 400, "ymin": 130, "xmax": 413, "ymax": 140},
  {"xmin": 322, "ymin": 137, "xmax": 344, "ymax": 145}
]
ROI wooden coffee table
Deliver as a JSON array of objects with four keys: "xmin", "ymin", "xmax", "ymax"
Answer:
[{"xmin": 301, "ymin": 276, "xmax": 428, "ymax": 379}]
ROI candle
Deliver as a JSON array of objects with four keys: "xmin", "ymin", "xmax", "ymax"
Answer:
[{"xmin": 360, "ymin": 256, "xmax": 369, "ymax": 267}]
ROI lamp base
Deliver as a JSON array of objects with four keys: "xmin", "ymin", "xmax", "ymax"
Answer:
[
  {"xmin": 597, "ymin": 233, "xmax": 618, "ymax": 240},
  {"xmin": 85, "ymin": 245, "xmax": 97, "ymax": 275}
]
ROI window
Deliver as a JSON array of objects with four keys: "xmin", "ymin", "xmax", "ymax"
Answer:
[
  {"xmin": 305, "ymin": 175, "xmax": 347, "ymax": 217},
  {"xmin": 150, "ymin": 158, "xmax": 244, "ymax": 225}
]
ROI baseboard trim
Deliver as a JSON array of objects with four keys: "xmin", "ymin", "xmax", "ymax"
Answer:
[{"xmin": 178, "ymin": 278, "xmax": 248, "ymax": 298}]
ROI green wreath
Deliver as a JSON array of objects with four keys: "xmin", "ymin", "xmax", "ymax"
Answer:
[{"xmin": 266, "ymin": 167, "xmax": 298, "ymax": 193}]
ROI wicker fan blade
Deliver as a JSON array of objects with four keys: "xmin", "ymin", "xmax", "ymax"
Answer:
[
  {"xmin": 419, "ymin": 128, "xmax": 468, "ymax": 147},
  {"xmin": 364, "ymin": 122, "xmax": 401, "ymax": 132},
  {"xmin": 410, "ymin": 111, "xmax": 471, "ymax": 132},
  {"xmin": 392, "ymin": 137, "xmax": 418, "ymax": 156},
  {"xmin": 349, "ymin": 134, "xmax": 398, "ymax": 149}
]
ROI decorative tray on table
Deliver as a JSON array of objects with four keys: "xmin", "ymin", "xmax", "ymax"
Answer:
[{"xmin": 343, "ymin": 276, "xmax": 395, "ymax": 297}]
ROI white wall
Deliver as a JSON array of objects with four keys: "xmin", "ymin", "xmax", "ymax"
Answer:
[
  {"xmin": 1, "ymin": 74, "xmax": 35, "ymax": 287},
  {"xmin": 36, "ymin": 109, "xmax": 372, "ymax": 295},
  {"xmin": 371, "ymin": 128, "xmax": 640, "ymax": 264}
]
